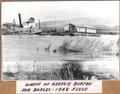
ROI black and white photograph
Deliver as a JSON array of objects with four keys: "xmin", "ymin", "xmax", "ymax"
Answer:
[{"xmin": 1, "ymin": 1, "xmax": 119, "ymax": 80}]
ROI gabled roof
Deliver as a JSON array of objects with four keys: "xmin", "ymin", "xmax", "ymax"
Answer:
[
  {"xmin": 64, "ymin": 23, "xmax": 76, "ymax": 27},
  {"xmin": 64, "ymin": 23, "xmax": 96, "ymax": 29}
]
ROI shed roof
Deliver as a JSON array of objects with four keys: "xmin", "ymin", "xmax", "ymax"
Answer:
[{"xmin": 64, "ymin": 23, "xmax": 96, "ymax": 29}]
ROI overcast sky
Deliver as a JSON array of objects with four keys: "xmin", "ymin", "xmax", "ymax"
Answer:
[{"xmin": 2, "ymin": 1, "xmax": 119, "ymax": 24}]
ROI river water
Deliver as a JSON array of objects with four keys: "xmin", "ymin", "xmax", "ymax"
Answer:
[
  {"xmin": 2, "ymin": 35, "xmax": 119, "ymax": 61},
  {"xmin": 2, "ymin": 35, "xmax": 119, "ymax": 80}
]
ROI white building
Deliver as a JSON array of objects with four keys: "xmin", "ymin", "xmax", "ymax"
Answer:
[
  {"xmin": 86, "ymin": 28, "xmax": 96, "ymax": 34},
  {"xmin": 75, "ymin": 25, "xmax": 96, "ymax": 34},
  {"xmin": 64, "ymin": 23, "xmax": 96, "ymax": 34},
  {"xmin": 75, "ymin": 27, "xmax": 86, "ymax": 33}
]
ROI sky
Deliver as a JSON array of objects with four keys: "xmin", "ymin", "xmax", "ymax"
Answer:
[{"xmin": 1, "ymin": 1, "xmax": 119, "ymax": 25}]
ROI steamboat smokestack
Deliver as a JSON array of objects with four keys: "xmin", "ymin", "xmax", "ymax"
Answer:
[{"xmin": 18, "ymin": 13, "xmax": 23, "ymax": 27}]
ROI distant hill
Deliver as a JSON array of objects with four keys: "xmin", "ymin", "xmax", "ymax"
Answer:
[
  {"xmin": 40, "ymin": 20, "xmax": 67, "ymax": 27},
  {"xmin": 67, "ymin": 17, "xmax": 117, "ymax": 27},
  {"xmin": 114, "ymin": 25, "xmax": 119, "ymax": 29},
  {"xmin": 39, "ymin": 17, "xmax": 118, "ymax": 29}
]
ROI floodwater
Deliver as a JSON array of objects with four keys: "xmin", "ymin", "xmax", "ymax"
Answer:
[
  {"xmin": 2, "ymin": 35, "xmax": 83, "ymax": 61},
  {"xmin": 2, "ymin": 35, "xmax": 119, "ymax": 80},
  {"xmin": 2, "ymin": 35, "xmax": 119, "ymax": 61}
]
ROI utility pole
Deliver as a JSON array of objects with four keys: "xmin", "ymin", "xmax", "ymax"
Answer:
[
  {"xmin": 38, "ymin": 20, "xmax": 41, "ymax": 29},
  {"xmin": 13, "ymin": 19, "xmax": 16, "ymax": 35},
  {"xmin": 33, "ymin": 60, "xmax": 36, "ymax": 75},
  {"xmin": 85, "ymin": 27, "xmax": 87, "ymax": 34},
  {"xmin": 55, "ymin": 17, "xmax": 56, "ymax": 32},
  {"xmin": 33, "ymin": 60, "xmax": 36, "ymax": 79}
]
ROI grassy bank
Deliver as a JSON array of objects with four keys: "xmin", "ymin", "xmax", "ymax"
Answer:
[
  {"xmin": 48, "ymin": 35, "xmax": 119, "ymax": 58},
  {"xmin": 3, "ymin": 59, "xmax": 119, "ymax": 80}
]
